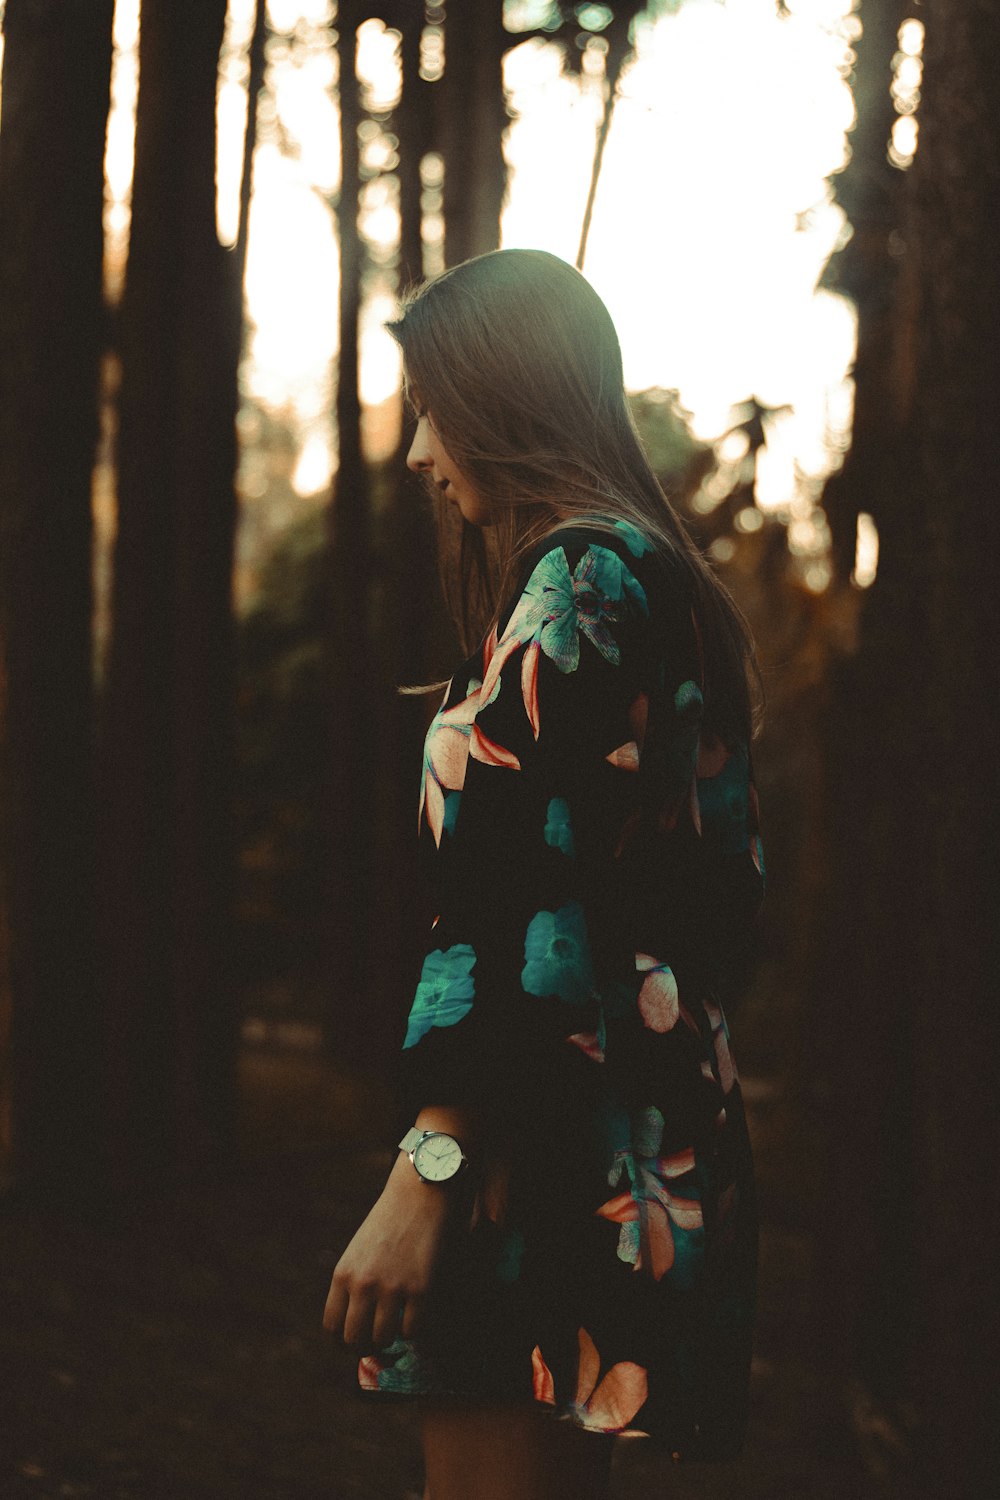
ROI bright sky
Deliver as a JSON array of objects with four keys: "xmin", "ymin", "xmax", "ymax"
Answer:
[
  {"xmin": 216, "ymin": 0, "xmax": 866, "ymax": 572},
  {"xmin": 58, "ymin": 0, "xmax": 914, "ymax": 590}
]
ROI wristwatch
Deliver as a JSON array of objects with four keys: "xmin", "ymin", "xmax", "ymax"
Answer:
[{"xmin": 398, "ymin": 1126, "xmax": 468, "ymax": 1183}]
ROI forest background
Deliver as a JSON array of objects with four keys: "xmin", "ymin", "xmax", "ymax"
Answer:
[{"xmin": 0, "ymin": 1, "xmax": 996, "ymax": 1497}]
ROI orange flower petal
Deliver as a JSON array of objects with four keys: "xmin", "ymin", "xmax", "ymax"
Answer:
[
  {"xmin": 438, "ymin": 686, "xmax": 480, "ymax": 727},
  {"xmin": 575, "ymin": 1327, "xmax": 601, "ymax": 1407},
  {"xmin": 482, "ymin": 624, "xmax": 499, "ymax": 674},
  {"xmin": 696, "ymin": 731, "xmax": 730, "ymax": 778},
  {"xmin": 567, "ymin": 1031, "xmax": 605, "ymax": 1062},
  {"xmin": 678, "ymin": 1003, "xmax": 700, "ymax": 1035},
  {"xmin": 613, "ymin": 809, "xmax": 643, "ymax": 858},
  {"xmin": 640, "ymin": 1199, "xmax": 675, "ymax": 1281},
  {"xmin": 428, "ymin": 723, "xmax": 472, "ymax": 790},
  {"xmin": 531, "ymin": 1345, "xmax": 556, "ymax": 1405},
  {"xmin": 424, "ymin": 775, "xmax": 445, "ymax": 846},
  {"xmin": 689, "ymin": 775, "xmax": 702, "ymax": 835},
  {"xmin": 751, "ymin": 834, "xmax": 764, "ymax": 875},
  {"xmin": 660, "ymin": 1146, "xmax": 696, "ymax": 1176},
  {"xmin": 521, "ymin": 639, "xmax": 540, "ymax": 738},
  {"xmin": 469, "ymin": 724, "xmax": 520, "ymax": 769},
  {"xmin": 480, "ymin": 631, "xmax": 522, "ymax": 705},
  {"xmin": 357, "ymin": 1355, "xmax": 382, "ymax": 1391},
  {"xmin": 637, "ymin": 967, "xmax": 679, "ymax": 1033},
  {"xmin": 715, "ymin": 1029, "xmax": 736, "ymax": 1093},
  {"xmin": 595, "ymin": 1192, "xmax": 639, "ymax": 1225},
  {"xmin": 605, "ymin": 742, "xmax": 640, "ymax": 772},
  {"xmin": 665, "ymin": 1195, "xmax": 704, "ymax": 1231},
  {"xmin": 585, "ymin": 1361, "xmax": 649, "ymax": 1431},
  {"xmin": 628, "ymin": 691, "xmax": 649, "ymax": 752}
]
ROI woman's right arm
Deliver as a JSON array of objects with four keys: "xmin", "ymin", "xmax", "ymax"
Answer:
[{"xmin": 323, "ymin": 1106, "xmax": 468, "ymax": 1349}]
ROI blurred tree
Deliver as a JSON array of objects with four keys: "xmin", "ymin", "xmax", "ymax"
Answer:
[
  {"xmin": 100, "ymin": 0, "xmax": 242, "ymax": 1190},
  {"xmin": 0, "ymin": 0, "xmax": 115, "ymax": 1190},
  {"xmin": 375, "ymin": 5, "xmax": 445, "ymax": 1065},
  {"xmin": 441, "ymin": 0, "xmax": 508, "ymax": 264},
  {"xmin": 810, "ymin": 1, "xmax": 1000, "ymax": 1490},
  {"xmin": 324, "ymin": 0, "xmax": 379, "ymax": 1066}
]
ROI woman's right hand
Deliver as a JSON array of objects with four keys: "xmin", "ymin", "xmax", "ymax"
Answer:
[{"xmin": 322, "ymin": 1148, "xmax": 454, "ymax": 1350}]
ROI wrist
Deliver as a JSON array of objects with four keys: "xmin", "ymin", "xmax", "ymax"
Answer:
[
  {"xmin": 413, "ymin": 1105, "xmax": 479, "ymax": 1153},
  {"xmin": 385, "ymin": 1147, "xmax": 453, "ymax": 1204},
  {"xmin": 399, "ymin": 1124, "xmax": 469, "ymax": 1185}
]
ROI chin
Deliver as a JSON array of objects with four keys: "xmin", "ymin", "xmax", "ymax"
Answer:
[{"xmin": 459, "ymin": 499, "xmax": 497, "ymax": 529}]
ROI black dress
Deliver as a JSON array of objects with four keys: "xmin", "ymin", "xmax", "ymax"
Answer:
[{"xmin": 358, "ymin": 517, "xmax": 764, "ymax": 1461}]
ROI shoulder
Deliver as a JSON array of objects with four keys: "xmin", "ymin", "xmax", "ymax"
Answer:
[
  {"xmin": 519, "ymin": 514, "xmax": 656, "ymax": 572},
  {"xmin": 498, "ymin": 514, "xmax": 689, "ymax": 640}
]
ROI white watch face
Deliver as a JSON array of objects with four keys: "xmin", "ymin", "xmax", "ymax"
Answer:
[{"xmin": 413, "ymin": 1133, "xmax": 463, "ymax": 1182}]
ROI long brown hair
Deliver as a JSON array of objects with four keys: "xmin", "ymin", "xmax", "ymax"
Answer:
[{"xmin": 387, "ymin": 248, "xmax": 762, "ymax": 745}]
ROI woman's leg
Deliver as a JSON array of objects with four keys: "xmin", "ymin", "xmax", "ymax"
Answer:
[{"xmin": 421, "ymin": 1402, "xmax": 614, "ymax": 1500}]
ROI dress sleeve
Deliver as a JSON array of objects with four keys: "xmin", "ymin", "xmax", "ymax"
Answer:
[{"xmin": 397, "ymin": 523, "xmax": 684, "ymax": 1126}]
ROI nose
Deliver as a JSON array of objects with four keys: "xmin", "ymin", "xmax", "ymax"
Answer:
[{"xmin": 407, "ymin": 416, "xmax": 432, "ymax": 474}]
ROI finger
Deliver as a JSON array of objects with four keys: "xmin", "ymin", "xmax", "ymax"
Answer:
[
  {"xmin": 401, "ymin": 1293, "xmax": 425, "ymax": 1341},
  {"xmin": 323, "ymin": 1275, "xmax": 349, "ymax": 1335},
  {"xmin": 372, "ymin": 1292, "xmax": 403, "ymax": 1351},
  {"xmin": 343, "ymin": 1286, "xmax": 376, "ymax": 1347}
]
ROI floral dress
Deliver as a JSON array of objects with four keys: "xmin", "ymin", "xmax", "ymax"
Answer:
[{"xmin": 358, "ymin": 517, "xmax": 765, "ymax": 1461}]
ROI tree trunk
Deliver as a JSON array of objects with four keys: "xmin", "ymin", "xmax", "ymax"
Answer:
[
  {"xmin": 810, "ymin": 1, "xmax": 1000, "ymax": 1489},
  {"xmin": 0, "ymin": 0, "xmax": 114, "ymax": 1192},
  {"xmin": 897, "ymin": 3, "xmax": 1000, "ymax": 1490},
  {"xmin": 376, "ymin": 14, "xmax": 452, "ymax": 1066},
  {"xmin": 324, "ymin": 1, "xmax": 379, "ymax": 1067},
  {"xmin": 101, "ymin": 0, "xmax": 241, "ymax": 1191},
  {"xmin": 441, "ymin": 0, "xmax": 507, "ymax": 265}
]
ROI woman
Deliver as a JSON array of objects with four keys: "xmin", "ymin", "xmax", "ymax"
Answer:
[{"xmin": 323, "ymin": 249, "xmax": 765, "ymax": 1500}]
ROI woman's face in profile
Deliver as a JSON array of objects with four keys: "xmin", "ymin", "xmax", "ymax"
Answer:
[{"xmin": 405, "ymin": 399, "xmax": 494, "ymax": 528}]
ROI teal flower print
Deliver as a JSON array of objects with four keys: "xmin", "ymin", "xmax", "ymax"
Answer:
[
  {"xmin": 358, "ymin": 1337, "xmax": 433, "ymax": 1395},
  {"xmin": 496, "ymin": 1227, "xmax": 526, "ymax": 1284},
  {"xmin": 502, "ymin": 545, "xmax": 649, "ymax": 675},
  {"xmin": 697, "ymin": 739, "xmax": 752, "ymax": 854},
  {"xmin": 658, "ymin": 678, "xmax": 705, "ymax": 832},
  {"xmin": 544, "ymin": 797, "xmax": 575, "ymax": 857},
  {"xmin": 674, "ymin": 677, "xmax": 703, "ymax": 720},
  {"xmin": 613, "ymin": 518, "xmax": 654, "ymax": 557},
  {"xmin": 403, "ymin": 943, "xmax": 477, "ymax": 1048},
  {"xmin": 522, "ymin": 901, "xmax": 594, "ymax": 1003}
]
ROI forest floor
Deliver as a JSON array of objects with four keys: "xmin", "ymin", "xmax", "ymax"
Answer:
[{"xmin": 0, "ymin": 1039, "xmax": 918, "ymax": 1500}]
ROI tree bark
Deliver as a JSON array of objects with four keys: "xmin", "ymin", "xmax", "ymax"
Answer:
[
  {"xmin": 810, "ymin": 1, "xmax": 1000, "ymax": 1489},
  {"xmin": 441, "ymin": 0, "xmax": 507, "ymax": 265},
  {"xmin": 324, "ymin": 1, "xmax": 379, "ymax": 1067},
  {"xmin": 896, "ymin": 3, "xmax": 1000, "ymax": 1490},
  {"xmin": 376, "ymin": 14, "xmax": 453, "ymax": 1066},
  {"xmin": 101, "ymin": 0, "xmax": 241, "ymax": 1190},
  {"xmin": 0, "ymin": 0, "xmax": 114, "ymax": 1191}
]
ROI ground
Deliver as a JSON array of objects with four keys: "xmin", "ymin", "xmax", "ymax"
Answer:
[{"xmin": 0, "ymin": 1043, "xmax": 917, "ymax": 1499}]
